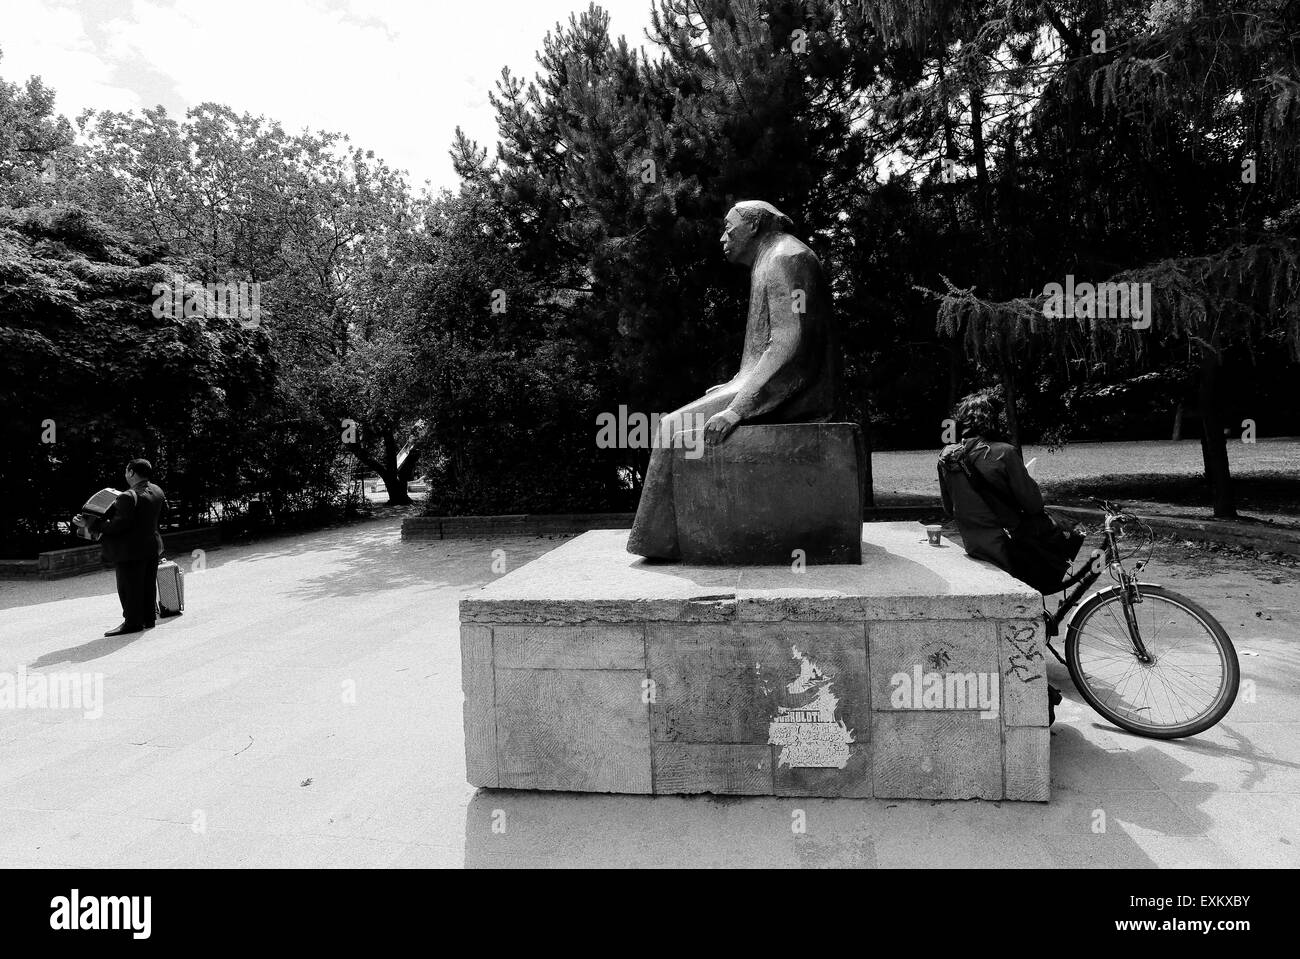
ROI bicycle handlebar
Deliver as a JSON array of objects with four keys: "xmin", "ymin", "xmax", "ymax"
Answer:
[{"xmin": 1091, "ymin": 498, "xmax": 1139, "ymax": 524}]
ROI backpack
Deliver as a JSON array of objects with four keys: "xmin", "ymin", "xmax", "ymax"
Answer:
[{"xmin": 955, "ymin": 450, "xmax": 1085, "ymax": 594}]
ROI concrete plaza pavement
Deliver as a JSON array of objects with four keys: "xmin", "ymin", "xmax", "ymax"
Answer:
[{"xmin": 0, "ymin": 517, "xmax": 1297, "ymax": 868}]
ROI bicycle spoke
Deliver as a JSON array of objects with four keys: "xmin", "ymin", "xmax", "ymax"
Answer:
[
  {"xmin": 1094, "ymin": 657, "xmax": 1145, "ymax": 719},
  {"xmin": 1075, "ymin": 621, "xmax": 1137, "ymax": 658},
  {"xmin": 1104, "ymin": 601, "xmax": 1136, "ymax": 651},
  {"xmin": 1153, "ymin": 657, "xmax": 1221, "ymax": 697},
  {"xmin": 1159, "ymin": 670, "xmax": 1190, "ymax": 722},
  {"xmin": 1148, "ymin": 666, "xmax": 1198, "ymax": 723},
  {"xmin": 1144, "ymin": 595, "xmax": 1178, "ymax": 651}
]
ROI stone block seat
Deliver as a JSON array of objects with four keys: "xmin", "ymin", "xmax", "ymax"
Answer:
[{"xmin": 670, "ymin": 422, "xmax": 865, "ymax": 565}]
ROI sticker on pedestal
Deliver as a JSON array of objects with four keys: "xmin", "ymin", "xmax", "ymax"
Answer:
[{"xmin": 767, "ymin": 645, "xmax": 854, "ymax": 768}]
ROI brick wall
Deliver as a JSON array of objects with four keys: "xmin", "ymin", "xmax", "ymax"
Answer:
[{"xmin": 9, "ymin": 527, "xmax": 224, "ymax": 580}]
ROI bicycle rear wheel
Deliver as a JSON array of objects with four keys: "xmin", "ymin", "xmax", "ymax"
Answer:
[{"xmin": 1065, "ymin": 584, "xmax": 1239, "ymax": 739}]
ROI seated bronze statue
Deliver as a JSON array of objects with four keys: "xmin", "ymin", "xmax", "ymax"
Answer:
[{"xmin": 627, "ymin": 200, "xmax": 845, "ymax": 561}]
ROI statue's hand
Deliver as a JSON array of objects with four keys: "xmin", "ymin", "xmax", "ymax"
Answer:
[
  {"xmin": 703, "ymin": 409, "xmax": 741, "ymax": 446},
  {"xmin": 705, "ymin": 383, "xmax": 727, "ymax": 395}
]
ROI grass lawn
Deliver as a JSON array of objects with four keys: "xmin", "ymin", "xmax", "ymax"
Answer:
[{"xmin": 871, "ymin": 437, "xmax": 1300, "ymax": 520}]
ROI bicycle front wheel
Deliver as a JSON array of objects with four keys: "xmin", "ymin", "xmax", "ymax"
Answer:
[{"xmin": 1065, "ymin": 584, "xmax": 1239, "ymax": 739}]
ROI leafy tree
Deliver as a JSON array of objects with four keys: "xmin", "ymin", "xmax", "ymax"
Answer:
[
  {"xmin": 0, "ymin": 204, "xmax": 282, "ymax": 552},
  {"xmin": 76, "ymin": 103, "xmax": 423, "ymax": 504},
  {"xmin": 0, "ymin": 48, "xmax": 74, "ymax": 207}
]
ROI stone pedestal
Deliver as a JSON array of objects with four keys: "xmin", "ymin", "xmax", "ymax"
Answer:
[
  {"xmin": 459, "ymin": 523, "xmax": 1049, "ymax": 801},
  {"xmin": 671, "ymin": 422, "xmax": 864, "ymax": 564}
]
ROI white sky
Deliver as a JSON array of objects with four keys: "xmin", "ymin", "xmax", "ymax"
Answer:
[{"xmin": 1, "ymin": 0, "xmax": 661, "ymax": 192}]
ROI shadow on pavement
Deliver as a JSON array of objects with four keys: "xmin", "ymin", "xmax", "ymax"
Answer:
[
  {"xmin": 0, "ymin": 570, "xmax": 118, "ymax": 612},
  {"xmin": 461, "ymin": 789, "xmax": 882, "ymax": 868},
  {"xmin": 27, "ymin": 627, "xmax": 159, "ymax": 668},
  {"xmin": 281, "ymin": 527, "xmax": 568, "ymax": 600}
]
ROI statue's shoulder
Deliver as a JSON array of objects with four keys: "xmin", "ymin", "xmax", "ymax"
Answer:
[{"xmin": 768, "ymin": 234, "xmax": 821, "ymax": 270}]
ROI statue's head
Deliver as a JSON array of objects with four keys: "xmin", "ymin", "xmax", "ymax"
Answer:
[{"xmin": 721, "ymin": 200, "xmax": 795, "ymax": 265}]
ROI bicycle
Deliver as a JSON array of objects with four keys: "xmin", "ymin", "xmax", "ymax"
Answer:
[{"xmin": 1044, "ymin": 500, "xmax": 1240, "ymax": 739}]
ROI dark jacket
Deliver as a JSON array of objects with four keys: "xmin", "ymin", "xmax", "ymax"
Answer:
[
  {"xmin": 100, "ymin": 480, "xmax": 166, "ymax": 563},
  {"xmin": 937, "ymin": 437, "xmax": 1043, "ymax": 571}
]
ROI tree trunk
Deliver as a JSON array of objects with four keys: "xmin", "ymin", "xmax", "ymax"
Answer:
[
  {"xmin": 946, "ymin": 340, "xmax": 962, "ymax": 411},
  {"xmin": 350, "ymin": 428, "xmax": 413, "ymax": 506},
  {"xmin": 937, "ymin": 51, "xmax": 961, "ymax": 236},
  {"xmin": 1197, "ymin": 350, "xmax": 1236, "ymax": 518},
  {"xmin": 1171, "ymin": 400, "xmax": 1184, "ymax": 441},
  {"xmin": 860, "ymin": 411, "xmax": 875, "ymax": 509},
  {"xmin": 377, "ymin": 429, "xmax": 413, "ymax": 506},
  {"xmin": 998, "ymin": 351, "xmax": 1022, "ymax": 453},
  {"xmin": 375, "ymin": 472, "xmax": 412, "ymax": 506},
  {"xmin": 969, "ymin": 84, "xmax": 989, "ymax": 221}
]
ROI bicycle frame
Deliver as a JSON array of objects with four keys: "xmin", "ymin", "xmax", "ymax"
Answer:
[{"xmin": 1044, "ymin": 510, "xmax": 1154, "ymax": 664}]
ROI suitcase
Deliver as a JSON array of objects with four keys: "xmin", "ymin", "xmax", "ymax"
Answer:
[{"xmin": 156, "ymin": 560, "xmax": 185, "ymax": 617}]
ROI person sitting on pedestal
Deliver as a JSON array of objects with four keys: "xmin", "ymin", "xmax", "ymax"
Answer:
[{"xmin": 627, "ymin": 200, "xmax": 841, "ymax": 560}]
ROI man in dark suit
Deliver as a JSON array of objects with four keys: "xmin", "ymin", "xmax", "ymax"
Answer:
[{"xmin": 98, "ymin": 458, "xmax": 166, "ymax": 636}]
